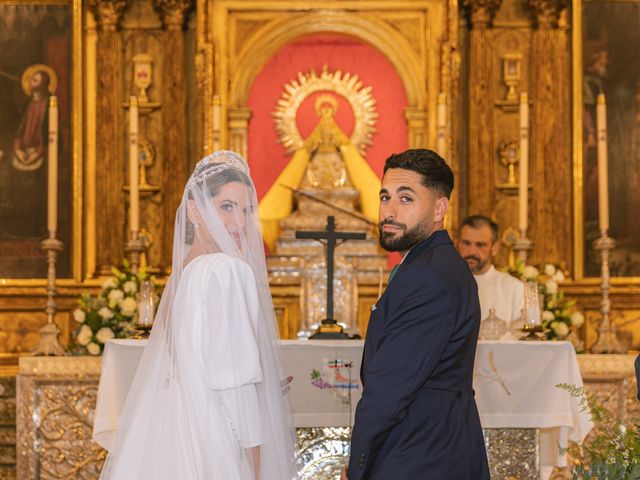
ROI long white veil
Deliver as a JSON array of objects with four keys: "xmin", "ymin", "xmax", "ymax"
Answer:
[{"xmin": 100, "ymin": 151, "xmax": 297, "ymax": 479}]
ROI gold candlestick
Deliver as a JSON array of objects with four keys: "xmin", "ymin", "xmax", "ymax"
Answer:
[
  {"xmin": 512, "ymin": 230, "xmax": 532, "ymax": 265},
  {"xmin": 591, "ymin": 232, "xmax": 627, "ymax": 353},
  {"xmin": 125, "ymin": 231, "xmax": 147, "ymax": 275},
  {"xmin": 32, "ymin": 236, "xmax": 65, "ymax": 356}
]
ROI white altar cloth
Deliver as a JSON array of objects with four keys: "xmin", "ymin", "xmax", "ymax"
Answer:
[
  {"xmin": 93, "ymin": 338, "xmax": 591, "ymax": 478},
  {"xmin": 93, "ymin": 339, "xmax": 364, "ymax": 450},
  {"xmin": 474, "ymin": 341, "xmax": 592, "ymax": 477},
  {"xmin": 92, "ymin": 339, "xmax": 146, "ymax": 451},
  {"xmin": 279, "ymin": 339, "xmax": 363, "ymax": 427}
]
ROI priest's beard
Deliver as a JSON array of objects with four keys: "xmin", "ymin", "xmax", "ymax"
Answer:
[
  {"xmin": 378, "ymin": 219, "xmax": 433, "ymax": 252},
  {"xmin": 464, "ymin": 255, "xmax": 492, "ymax": 274}
]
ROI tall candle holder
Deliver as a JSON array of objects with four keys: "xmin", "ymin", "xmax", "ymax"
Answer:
[
  {"xmin": 125, "ymin": 231, "xmax": 147, "ymax": 275},
  {"xmin": 32, "ymin": 236, "xmax": 65, "ymax": 356},
  {"xmin": 512, "ymin": 229, "xmax": 532, "ymax": 265},
  {"xmin": 590, "ymin": 232, "xmax": 627, "ymax": 353}
]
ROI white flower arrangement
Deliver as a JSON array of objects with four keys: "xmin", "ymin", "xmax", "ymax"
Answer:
[
  {"xmin": 96, "ymin": 327, "xmax": 115, "ymax": 344},
  {"xmin": 508, "ymin": 261, "xmax": 584, "ymax": 346},
  {"xmin": 76, "ymin": 325, "xmax": 93, "ymax": 346},
  {"xmin": 119, "ymin": 297, "xmax": 137, "ymax": 317},
  {"xmin": 87, "ymin": 342, "xmax": 101, "ymax": 356},
  {"xmin": 72, "ymin": 309, "xmax": 86, "ymax": 323},
  {"xmin": 69, "ymin": 260, "xmax": 157, "ymax": 356},
  {"xmin": 123, "ymin": 281, "xmax": 137, "ymax": 294},
  {"xmin": 570, "ymin": 311, "xmax": 585, "ymax": 328},
  {"xmin": 523, "ymin": 266, "xmax": 539, "ymax": 281},
  {"xmin": 107, "ymin": 289, "xmax": 124, "ymax": 308}
]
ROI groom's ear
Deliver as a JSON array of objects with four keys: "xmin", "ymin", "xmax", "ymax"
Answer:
[{"xmin": 187, "ymin": 199, "xmax": 203, "ymax": 225}]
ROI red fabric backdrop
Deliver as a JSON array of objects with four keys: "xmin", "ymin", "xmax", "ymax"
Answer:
[{"xmin": 247, "ymin": 33, "xmax": 409, "ymax": 201}]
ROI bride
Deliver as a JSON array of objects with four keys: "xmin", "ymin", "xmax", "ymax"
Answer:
[{"xmin": 99, "ymin": 151, "xmax": 297, "ymax": 479}]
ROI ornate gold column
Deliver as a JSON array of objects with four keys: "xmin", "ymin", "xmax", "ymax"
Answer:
[
  {"xmin": 228, "ymin": 107, "xmax": 252, "ymax": 159},
  {"xmin": 87, "ymin": 0, "xmax": 128, "ymax": 275},
  {"xmin": 443, "ymin": 0, "xmax": 461, "ymax": 235},
  {"xmin": 153, "ymin": 0, "xmax": 192, "ymax": 270},
  {"xmin": 527, "ymin": 0, "xmax": 570, "ymax": 266},
  {"xmin": 404, "ymin": 107, "xmax": 428, "ymax": 149},
  {"xmin": 464, "ymin": 0, "xmax": 501, "ymax": 217}
]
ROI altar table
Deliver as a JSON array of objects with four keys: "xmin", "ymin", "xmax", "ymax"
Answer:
[
  {"xmin": 93, "ymin": 339, "xmax": 365, "ymax": 450},
  {"xmin": 474, "ymin": 341, "xmax": 593, "ymax": 479},
  {"xmin": 93, "ymin": 339, "xmax": 592, "ymax": 479}
]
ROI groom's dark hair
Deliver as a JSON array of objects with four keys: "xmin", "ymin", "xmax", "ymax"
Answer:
[{"xmin": 383, "ymin": 149, "xmax": 454, "ymax": 199}]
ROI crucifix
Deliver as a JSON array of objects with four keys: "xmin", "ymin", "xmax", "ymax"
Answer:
[{"xmin": 296, "ymin": 215, "xmax": 366, "ymax": 339}]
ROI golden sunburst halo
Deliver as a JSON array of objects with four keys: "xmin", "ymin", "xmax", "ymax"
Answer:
[
  {"xmin": 21, "ymin": 64, "xmax": 58, "ymax": 96},
  {"xmin": 273, "ymin": 65, "xmax": 378, "ymax": 155}
]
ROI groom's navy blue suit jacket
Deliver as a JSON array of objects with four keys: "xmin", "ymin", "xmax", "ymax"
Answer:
[{"xmin": 348, "ymin": 230, "xmax": 490, "ymax": 480}]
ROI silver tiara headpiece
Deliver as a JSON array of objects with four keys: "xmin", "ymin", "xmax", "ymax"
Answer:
[{"xmin": 184, "ymin": 150, "xmax": 249, "ymax": 196}]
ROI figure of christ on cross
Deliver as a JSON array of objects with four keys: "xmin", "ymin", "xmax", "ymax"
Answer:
[{"xmin": 296, "ymin": 215, "xmax": 366, "ymax": 339}]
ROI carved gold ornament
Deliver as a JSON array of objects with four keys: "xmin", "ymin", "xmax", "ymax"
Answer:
[
  {"xmin": 133, "ymin": 53, "xmax": 153, "ymax": 103},
  {"xmin": 273, "ymin": 65, "xmax": 378, "ymax": 155},
  {"xmin": 498, "ymin": 139, "xmax": 519, "ymax": 185}
]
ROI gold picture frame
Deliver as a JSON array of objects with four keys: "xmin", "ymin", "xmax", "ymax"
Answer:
[
  {"xmin": 0, "ymin": 0, "xmax": 83, "ymax": 285},
  {"xmin": 572, "ymin": 0, "xmax": 640, "ymax": 282}
]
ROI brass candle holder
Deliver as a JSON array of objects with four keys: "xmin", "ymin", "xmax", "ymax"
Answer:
[
  {"xmin": 125, "ymin": 231, "xmax": 147, "ymax": 275},
  {"xmin": 590, "ymin": 231, "xmax": 627, "ymax": 353},
  {"xmin": 512, "ymin": 229, "xmax": 532, "ymax": 265},
  {"xmin": 32, "ymin": 236, "xmax": 66, "ymax": 356}
]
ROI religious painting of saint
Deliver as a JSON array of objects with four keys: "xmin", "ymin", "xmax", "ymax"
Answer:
[
  {"xmin": 0, "ymin": 4, "xmax": 72, "ymax": 278},
  {"xmin": 581, "ymin": 0, "xmax": 640, "ymax": 277},
  {"xmin": 12, "ymin": 64, "xmax": 57, "ymax": 172}
]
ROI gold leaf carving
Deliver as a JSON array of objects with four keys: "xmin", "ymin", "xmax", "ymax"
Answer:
[
  {"xmin": 17, "ymin": 358, "xmax": 104, "ymax": 479},
  {"xmin": 234, "ymin": 18, "xmax": 272, "ymax": 56},
  {"xmin": 0, "ymin": 313, "xmax": 49, "ymax": 355},
  {"xmin": 463, "ymin": 0, "xmax": 503, "ymax": 26},
  {"xmin": 383, "ymin": 17, "xmax": 424, "ymax": 57},
  {"xmin": 526, "ymin": 0, "xmax": 567, "ymax": 27},
  {"xmin": 86, "ymin": 0, "xmax": 129, "ymax": 29},
  {"xmin": 152, "ymin": 0, "xmax": 192, "ymax": 29}
]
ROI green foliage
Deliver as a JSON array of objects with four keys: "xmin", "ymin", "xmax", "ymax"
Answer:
[{"xmin": 557, "ymin": 383, "xmax": 640, "ymax": 479}]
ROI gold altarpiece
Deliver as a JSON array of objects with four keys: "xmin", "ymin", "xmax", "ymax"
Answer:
[
  {"xmin": 0, "ymin": 0, "xmax": 637, "ymax": 384},
  {"xmin": 0, "ymin": 0, "xmax": 460, "ymax": 364},
  {"xmin": 0, "ymin": 0, "xmax": 637, "ymax": 380},
  {"xmin": 0, "ymin": 0, "xmax": 639, "ymax": 477}
]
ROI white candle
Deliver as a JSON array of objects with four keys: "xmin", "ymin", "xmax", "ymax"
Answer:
[
  {"xmin": 129, "ymin": 96, "xmax": 140, "ymax": 234},
  {"xmin": 437, "ymin": 93, "xmax": 446, "ymax": 156},
  {"xmin": 47, "ymin": 96, "xmax": 58, "ymax": 236},
  {"xmin": 518, "ymin": 93, "xmax": 529, "ymax": 233},
  {"xmin": 596, "ymin": 94, "xmax": 609, "ymax": 233}
]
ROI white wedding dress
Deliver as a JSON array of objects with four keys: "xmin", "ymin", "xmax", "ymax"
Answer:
[{"xmin": 100, "ymin": 151, "xmax": 297, "ymax": 479}]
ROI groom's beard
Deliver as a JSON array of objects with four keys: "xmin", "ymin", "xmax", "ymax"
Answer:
[{"xmin": 378, "ymin": 220, "xmax": 431, "ymax": 252}]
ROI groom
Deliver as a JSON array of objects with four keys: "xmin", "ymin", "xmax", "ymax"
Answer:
[{"xmin": 343, "ymin": 149, "xmax": 489, "ymax": 479}]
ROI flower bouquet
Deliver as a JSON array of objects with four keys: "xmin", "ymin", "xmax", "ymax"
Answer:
[
  {"xmin": 69, "ymin": 260, "xmax": 155, "ymax": 356},
  {"xmin": 510, "ymin": 262, "xmax": 585, "ymax": 343}
]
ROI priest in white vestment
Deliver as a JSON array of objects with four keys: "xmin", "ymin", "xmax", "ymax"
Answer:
[{"xmin": 458, "ymin": 215, "xmax": 524, "ymax": 324}]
